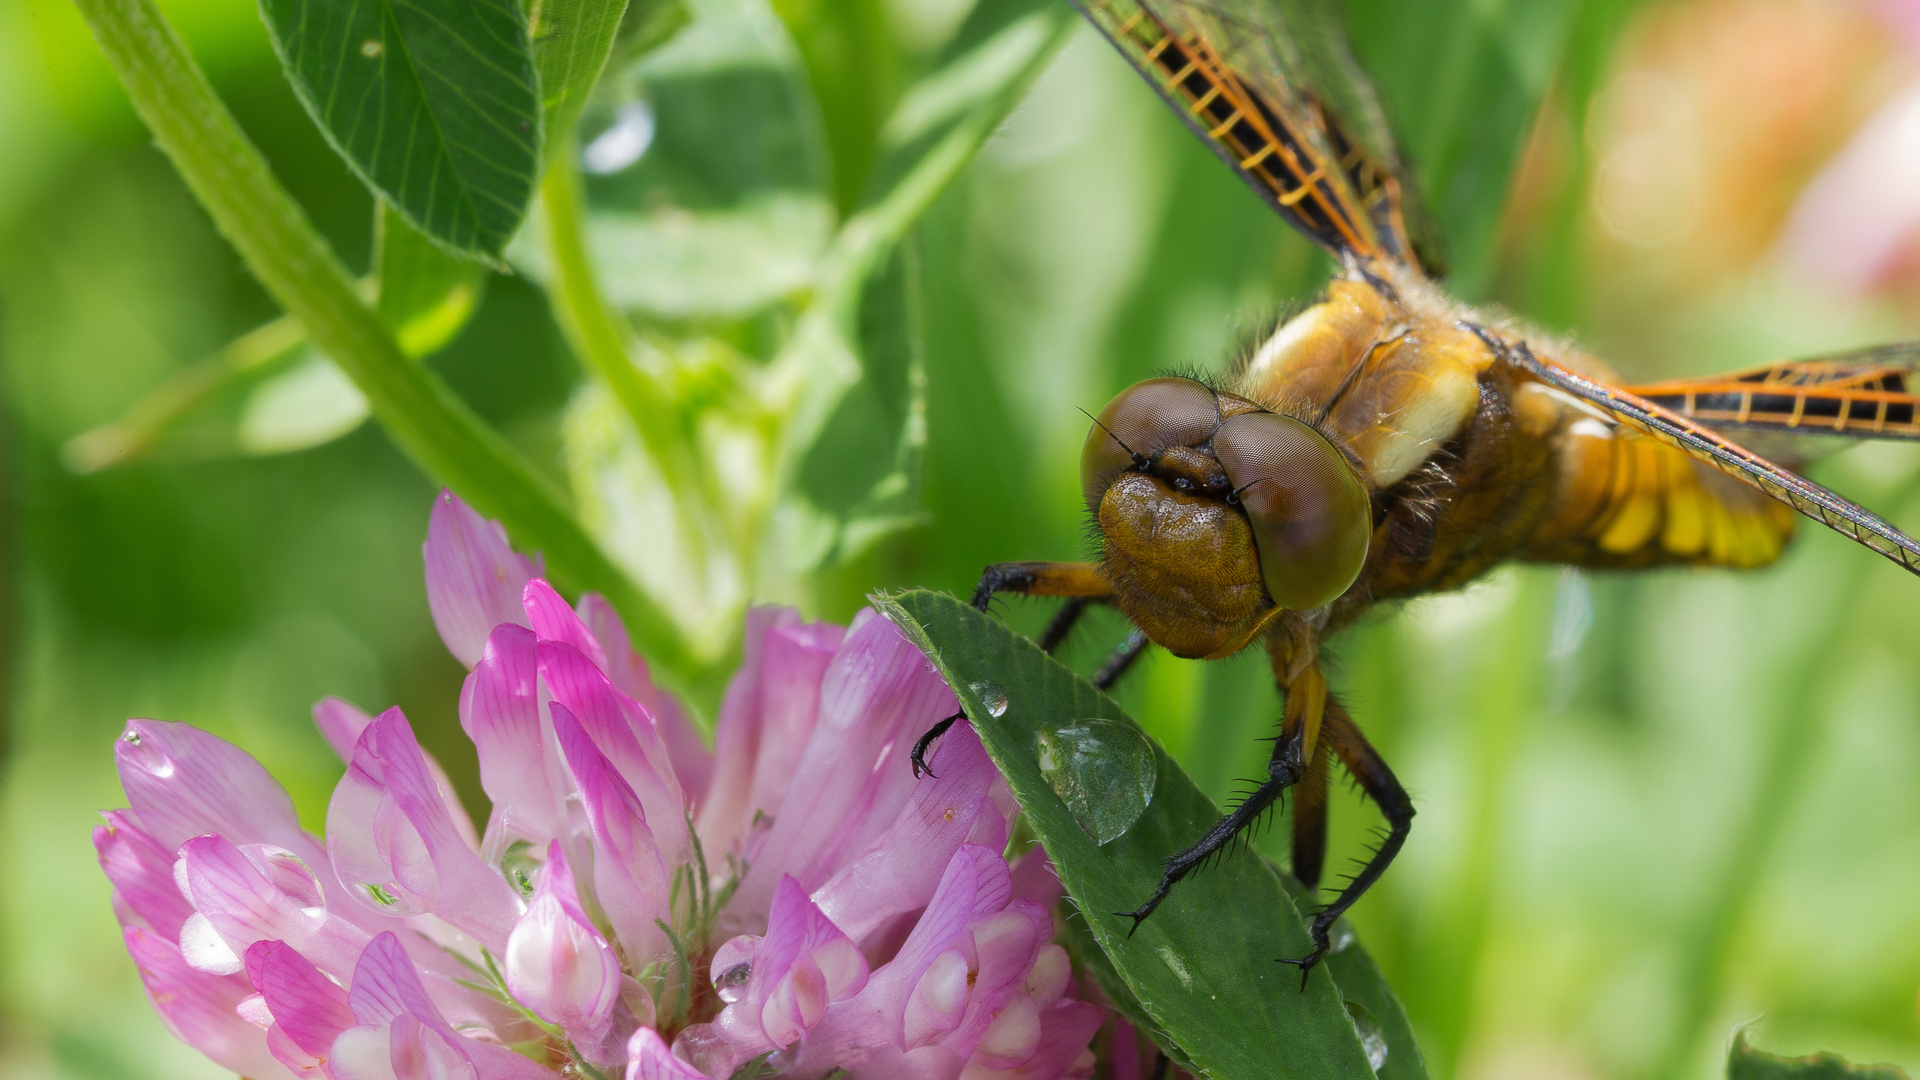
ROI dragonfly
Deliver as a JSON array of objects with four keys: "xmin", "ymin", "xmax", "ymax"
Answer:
[{"xmin": 912, "ymin": 0, "xmax": 1920, "ymax": 977}]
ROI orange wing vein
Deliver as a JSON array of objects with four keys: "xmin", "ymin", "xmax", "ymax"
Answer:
[
  {"xmin": 1074, "ymin": 0, "xmax": 1411, "ymax": 266},
  {"xmin": 1624, "ymin": 343, "xmax": 1920, "ymax": 441},
  {"xmin": 1496, "ymin": 336, "xmax": 1920, "ymax": 576}
]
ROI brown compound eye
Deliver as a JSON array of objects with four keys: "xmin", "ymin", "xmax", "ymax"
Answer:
[
  {"xmin": 1212, "ymin": 411, "xmax": 1372, "ymax": 610},
  {"xmin": 1080, "ymin": 377, "xmax": 1221, "ymax": 513}
]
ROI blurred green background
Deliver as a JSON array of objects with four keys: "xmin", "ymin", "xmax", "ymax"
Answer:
[{"xmin": 6, "ymin": 0, "xmax": 1920, "ymax": 1078}]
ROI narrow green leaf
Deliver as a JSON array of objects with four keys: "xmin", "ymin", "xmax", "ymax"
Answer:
[
  {"xmin": 259, "ymin": 0, "xmax": 543, "ymax": 259},
  {"xmin": 1729, "ymin": 1035, "xmax": 1910, "ymax": 1080},
  {"xmin": 876, "ymin": 589, "xmax": 1391, "ymax": 1080},
  {"xmin": 71, "ymin": 204, "xmax": 486, "ymax": 465}
]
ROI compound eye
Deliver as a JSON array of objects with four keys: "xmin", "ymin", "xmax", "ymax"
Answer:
[
  {"xmin": 1213, "ymin": 411, "xmax": 1372, "ymax": 610},
  {"xmin": 1080, "ymin": 377, "xmax": 1221, "ymax": 513}
]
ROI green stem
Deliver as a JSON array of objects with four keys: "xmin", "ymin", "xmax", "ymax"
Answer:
[
  {"xmin": 536, "ymin": 155, "xmax": 730, "ymax": 533},
  {"xmin": 72, "ymin": 0, "xmax": 695, "ymax": 677}
]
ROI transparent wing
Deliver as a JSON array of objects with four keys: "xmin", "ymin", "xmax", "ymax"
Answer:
[
  {"xmin": 1072, "ymin": 0, "xmax": 1433, "ymax": 271},
  {"xmin": 1501, "ymin": 341, "xmax": 1920, "ymax": 577}
]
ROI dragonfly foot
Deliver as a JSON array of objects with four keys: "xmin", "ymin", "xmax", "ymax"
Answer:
[{"xmin": 910, "ymin": 711, "xmax": 965, "ymax": 778}]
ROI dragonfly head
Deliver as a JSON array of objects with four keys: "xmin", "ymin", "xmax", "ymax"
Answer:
[{"xmin": 1081, "ymin": 377, "xmax": 1372, "ymax": 657}]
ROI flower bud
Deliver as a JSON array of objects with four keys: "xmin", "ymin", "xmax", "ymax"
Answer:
[{"xmin": 505, "ymin": 843, "xmax": 621, "ymax": 1036}]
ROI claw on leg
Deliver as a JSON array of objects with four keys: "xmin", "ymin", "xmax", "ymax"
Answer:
[
  {"xmin": 911, "ymin": 711, "xmax": 965, "ymax": 778},
  {"xmin": 1113, "ymin": 725, "xmax": 1308, "ymax": 935}
]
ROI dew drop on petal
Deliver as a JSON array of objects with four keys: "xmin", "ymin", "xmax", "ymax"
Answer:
[
  {"xmin": 969, "ymin": 681, "xmax": 1009, "ymax": 718},
  {"xmin": 1344, "ymin": 999, "xmax": 1389, "ymax": 1073},
  {"xmin": 1035, "ymin": 719, "xmax": 1155, "ymax": 845}
]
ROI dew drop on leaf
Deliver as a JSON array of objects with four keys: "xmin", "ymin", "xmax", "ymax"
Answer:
[
  {"xmin": 969, "ymin": 680, "xmax": 1009, "ymax": 717},
  {"xmin": 1344, "ymin": 999, "xmax": 1389, "ymax": 1072},
  {"xmin": 1035, "ymin": 719, "xmax": 1155, "ymax": 845}
]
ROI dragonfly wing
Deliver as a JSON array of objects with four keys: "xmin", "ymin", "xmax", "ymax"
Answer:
[
  {"xmin": 1623, "ymin": 343, "xmax": 1920, "ymax": 445},
  {"xmin": 1503, "ymin": 341, "xmax": 1920, "ymax": 577},
  {"xmin": 1073, "ymin": 0, "xmax": 1432, "ymax": 271}
]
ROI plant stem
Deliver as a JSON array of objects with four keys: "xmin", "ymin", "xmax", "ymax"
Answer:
[
  {"xmin": 71, "ymin": 0, "xmax": 695, "ymax": 677},
  {"xmin": 537, "ymin": 154, "xmax": 716, "ymax": 516}
]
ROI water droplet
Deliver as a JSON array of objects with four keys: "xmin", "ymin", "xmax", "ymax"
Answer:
[
  {"xmin": 1344, "ymin": 999, "xmax": 1389, "ymax": 1072},
  {"xmin": 1035, "ymin": 719, "xmax": 1155, "ymax": 845},
  {"xmin": 1330, "ymin": 921, "xmax": 1356, "ymax": 954},
  {"xmin": 498, "ymin": 839, "xmax": 542, "ymax": 899},
  {"xmin": 714, "ymin": 961, "xmax": 751, "ymax": 1004},
  {"xmin": 121, "ymin": 731, "xmax": 141, "ymax": 745},
  {"xmin": 360, "ymin": 39, "xmax": 384, "ymax": 58},
  {"xmin": 968, "ymin": 680, "xmax": 1009, "ymax": 718}
]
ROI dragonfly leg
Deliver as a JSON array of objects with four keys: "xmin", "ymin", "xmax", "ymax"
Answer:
[
  {"xmin": 1115, "ymin": 720, "xmax": 1310, "ymax": 934},
  {"xmin": 970, "ymin": 561, "xmax": 1111, "ymax": 612},
  {"xmin": 1038, "ymin": 596, "xmax": 1092, "ymax": 654},
  {"xmin": 1290, "ymin": 739, "xmax": 1331, "ymax": 891},
  {"xmin": 1278, "ymin": 696, "xmax": 1413, "ymax": 981},
  {"xmin": 910, "ymin": 711, "xmax": 967, "ymax": 779},
  {"xmin": 1093, "ymin": 628, "xmax": 1151, "ymax": 690}
]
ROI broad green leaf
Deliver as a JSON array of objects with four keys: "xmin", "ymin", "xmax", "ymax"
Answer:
[
  {"xmin": 374, "ymin": 201, "xmax": 487, "ymax": 356},
  {"xmin": 532, "ymin": 0, "xmax": 635, "ymax": 153},
  {"xmin": 1277, "ymin": 875, "xmax": 1429, "ymax": 1080},
  {"xmin": 260, "ymin": 0, "xmax": 543, "ymax": 260},
  {"xmin": 1729, "ymin": 1036, "xmax": 1910, "ymax": 1080},
  {"xmin": 877, "ymin": 589, "xmax": 1404, "ymax": 1080}
]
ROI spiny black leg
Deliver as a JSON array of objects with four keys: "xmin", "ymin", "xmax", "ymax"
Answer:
[
  {"xmin": 1092, "ymin": 629, "xmax": 1150, "ymax": 690},
  {"xmin": 1116, "ymin": 724, "xmax": 1307, "ymax": 933},
  {"xmin": 1277, "ymin": 700, "xmax": 1414, "ymax": 981},
  {"xmin": 1038, "ymin": 597, "xmax": 1090, "ymax": 654},
  {"xmin": 971, "ymin": 564, "xmax": 1039, "ymax": 611},
  {"xmin": 911, "ymin": 711, "xmax": 965, "ymax": 778}
]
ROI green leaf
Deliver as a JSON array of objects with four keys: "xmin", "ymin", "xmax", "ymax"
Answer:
[
  {"xmin": 876, "ymin": 589, "xmax": 1406, "ymax": 1080},
  {"xmin": 768, "ymin": 0, "xmax": 1072, "ymax": 572},
  {"xmin": 1339, "ymin": 0, "xmax": 1587, "ymax": 295},
  {"xmin": 72, "ymin": 0, "xmax": 687, "ymax": 679},
  {"xmin": 1729, "ymin": 1036, "xmax": 1911, "ymax": 1080},
  {"xmin": 531, "ymin": 0, "xmax": 635, "ymax": 154},
  {"xmin": 374, "ymin": 201, "xmax": 487, "ymax": 355},
  {"xmin": 259, "ymin": 0, "xmax": 543, "ymax": 260},
  {"xmin": 519, "ymin": 0, "xmax": 836, "ymax": 320},
  {"xmin": 791, "ymin": 234, "xmax": 928, "ymax": 565},
  {"xmin": 237, "ymin": 347, "xmax": 370, "ymax": 454}
]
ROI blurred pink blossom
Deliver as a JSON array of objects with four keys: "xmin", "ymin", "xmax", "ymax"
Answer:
[
  {"xmin": 96, "ymin": 490, "xmax": 1101, "ymax": 1080},
  {"xmin": 1775, "ymin": 0, "xmax": 1920, "ymax": 293}
]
